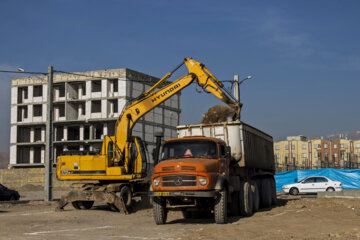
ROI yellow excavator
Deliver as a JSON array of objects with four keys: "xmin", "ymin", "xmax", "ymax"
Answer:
[{"xmin": 56, "ymin": 58, "xmax": 241, "ymax": 213}]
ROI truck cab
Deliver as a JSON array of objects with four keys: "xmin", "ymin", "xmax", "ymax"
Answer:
[{"xmin": 152, "ymin": 136, "xmax": 230, "ymax": 194}]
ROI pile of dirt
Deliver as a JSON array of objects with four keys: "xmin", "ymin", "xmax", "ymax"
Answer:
[{"xmin": 202, "ymin": 105, "xmax": 236, "ymax": 124}]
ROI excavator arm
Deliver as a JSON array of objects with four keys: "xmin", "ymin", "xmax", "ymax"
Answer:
[{"xmin": 114, "ymin": 58, "xmax": 241, "ymax": 170}]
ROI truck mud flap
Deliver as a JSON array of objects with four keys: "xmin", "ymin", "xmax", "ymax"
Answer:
[{"xmin": 56, "ymin": 190, "xmax": 129, "ymax": 215}]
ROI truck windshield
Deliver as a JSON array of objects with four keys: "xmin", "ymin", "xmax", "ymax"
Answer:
[{"xmin": 161, "ymin": 140, "xmax": 218, "ymax": 160}]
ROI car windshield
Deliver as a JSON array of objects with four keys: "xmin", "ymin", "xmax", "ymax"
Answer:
[{"xmin": 161, "ymin": 139, "xmax": 218, "ymax": 161}]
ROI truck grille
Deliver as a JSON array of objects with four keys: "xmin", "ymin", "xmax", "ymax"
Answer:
[
  {"xmin": 161, "ymin": 175, "xmax": 197, "ymax": 187},
  {"xmin": 162, "ymin": 166, "xmax": 174, "ymax": 171},
  {"xmin": 181, "ymin": 166, "xmax": 196, "ymax": 171}
]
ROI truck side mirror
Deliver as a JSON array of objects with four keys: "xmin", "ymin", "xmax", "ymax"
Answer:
[{"xmin": 225, "ymin": 146, "xmax": 231, "ymax": 158}]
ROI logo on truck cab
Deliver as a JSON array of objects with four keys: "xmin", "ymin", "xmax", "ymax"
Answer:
[{"xmin": 152, "ymin": 83, "xmax": 181, "ymax": 102}]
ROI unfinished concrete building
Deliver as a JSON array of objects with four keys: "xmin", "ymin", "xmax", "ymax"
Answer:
[{"xmin": 10, "ymin": 69, "xmax": 181, "ymax": 167}]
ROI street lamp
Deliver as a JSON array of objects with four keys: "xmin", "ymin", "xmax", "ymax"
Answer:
[{"xmin": 233, "ymin": 75, "xmax": 252, "ymax": 120}]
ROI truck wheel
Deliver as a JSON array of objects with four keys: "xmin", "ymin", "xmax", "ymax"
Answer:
[
  {"xmin": 270, "ymin": 177, "xmax": 277, "ymax": 206},
  {"xmin": 119, "ymin": 186, "xmax": 132, "ymax": 208},
  {"xmin": 260, "ymin": 178, "xmax": 272, "ymax": 208},
  {"xmin": 240, "ymin": 181, "xmax": 253, "ymax": 217},
  {"xmin": 214, "ymin": 188, "xmax": 228, "ymax": 224},
  {"xmin": 153, "ymin": 197, "xmax": 167, "ymax": 225},
  {"xmin": 250, "ymin": 181, "xmax": 260, "ymax": 212},
  {"xmin": 230, "ymin": 191, "xmax": 240, "ymax": 216}
]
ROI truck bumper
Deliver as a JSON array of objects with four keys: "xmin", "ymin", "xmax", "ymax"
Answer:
[{"xmin": 149, "ymin": 190, "xmax": 217, "ymax": 198}]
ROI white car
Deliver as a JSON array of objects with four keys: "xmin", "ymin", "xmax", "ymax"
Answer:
[{"xmin": 282, "ymin": 176, "xmax": 342, "ymax": 195}]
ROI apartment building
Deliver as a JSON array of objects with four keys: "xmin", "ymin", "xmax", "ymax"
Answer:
[
  {"xmin": 274, "ymin": 136, "xmax": 312, "ymax": 171},
  {"xmin": 274, "ymin": 136, "xmax": 359, "ymax": 171},
  {"xmin": 10, "ymin": 68, "xmax": 181, "ymax": 167}
]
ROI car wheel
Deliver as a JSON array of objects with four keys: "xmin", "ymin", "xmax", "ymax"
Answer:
[
  {"xmin": 326, "ymin": 187, "xmax": 335, "ymax": 192},
  {"xmin": 290, "ymin": 187, "xmax": 299, "ymax": 196}
]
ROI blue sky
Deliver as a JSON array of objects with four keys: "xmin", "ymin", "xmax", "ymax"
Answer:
[{"xmin": 0, "ymin": 0, "xmax": 360, "ymax": 152}]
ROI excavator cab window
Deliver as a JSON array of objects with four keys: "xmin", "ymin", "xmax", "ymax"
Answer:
[
  {"xmin": 134, "ymin": 137, "xmax": 148, "ymax": 174},
  {"xmin": 107, "ymin": 141, "xmax": 114, "ymax": 158}
]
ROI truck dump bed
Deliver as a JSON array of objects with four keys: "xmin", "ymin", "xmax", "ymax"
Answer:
[{"xmin": 177, "ymin": 121, "xmax": 275, "ymax": 172}]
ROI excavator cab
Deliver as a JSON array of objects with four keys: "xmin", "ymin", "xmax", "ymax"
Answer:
[
  {"xmin": 127, "ymin": 136, "xmax": 148, "ymax": 175},
  {"xmin": 101, "ymin": 136, "xmax": 148, "ymax": 176}
]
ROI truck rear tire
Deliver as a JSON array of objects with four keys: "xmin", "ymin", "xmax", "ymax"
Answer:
[
  {"xmin": 214, "ymin": 188, "xmax": 228, "ymax": 224},
  {"xmin": 250, "ymin": 181, "xmax": 260, "ymax": 212},
  {"xmin": 270, "ymin": 177, "xmax": 277, "ymax": 206},
  {"xmin": 153, "ymin": 197, "xmax": 167, "ymax": 225},
  {"xmin": 240, "ymin": 181, "xmax": 253, "ymax": 217},
  {"xmin": 260, "ymin": 178, "xmax": 272, "ymax": 208}
]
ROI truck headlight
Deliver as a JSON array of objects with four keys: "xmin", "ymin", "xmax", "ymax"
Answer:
[
  {"xmin": 199, "ymin": 177, "xmax": 207, "ymax": 186},
  {"xmin": 153, "ymin": 178, "xmax": 160, "ymax": 186}
]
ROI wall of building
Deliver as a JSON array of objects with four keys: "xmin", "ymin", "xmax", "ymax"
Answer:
[
  {"xmin": 10, "ymin": 68, "xmax": 181, "ymax": 167},
  {"xmin": 0, "ymin": 168, "xmax": 76, "ymax": 190},
  {"xmin": 274, "ymin": 136, "xmax": 359, "ymax": 172}
]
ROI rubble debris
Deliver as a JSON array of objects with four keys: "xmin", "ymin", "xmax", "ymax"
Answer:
[{"xmin": 201, "ymin": 105, "xmax": 236, "ymax": 124}]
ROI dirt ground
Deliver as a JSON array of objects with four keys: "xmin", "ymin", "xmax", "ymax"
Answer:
[{"xmin": 0, "ymin": 195, "xmax": 359, "ymax": 240}]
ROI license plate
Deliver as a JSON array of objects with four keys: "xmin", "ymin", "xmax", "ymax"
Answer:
[{"xmin": 155, "ymin": 192, "xmax": 170, "ymax": 196}]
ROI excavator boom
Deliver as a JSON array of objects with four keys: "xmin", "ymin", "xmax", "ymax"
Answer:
[{"xmin": 114, "ymin": 58, "xmax": 241, "ymax": 169}]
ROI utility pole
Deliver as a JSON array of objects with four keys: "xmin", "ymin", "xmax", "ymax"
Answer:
[
  {"xmin": 44, "ymin": 66, "xmax": 54, "ymax": 201},
  {"xmin": 233, "ymin": 75, "xmax": 240, "ymax": 120}
]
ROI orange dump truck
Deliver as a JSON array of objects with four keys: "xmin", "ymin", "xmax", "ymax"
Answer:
[{"xmin": 150, "ymin": 121, "xmax": 276, "ymax": 224}]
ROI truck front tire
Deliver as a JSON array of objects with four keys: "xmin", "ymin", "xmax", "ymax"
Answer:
[
  {"xmin": 214, "ymin": 188, "xmax": 228, "ymax": 224},
  {"xmin": 153, "ymin": 197, "xmax": 167, "ymax": 225}
]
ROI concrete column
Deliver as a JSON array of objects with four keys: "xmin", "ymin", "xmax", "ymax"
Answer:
[
  {"xmin": 89, "ymin": 125, "xmax": 94, "ymax": 140},
  {"xmin": 78, "ymin": 84, "xmax": 82, "ymax": 98},
  {"xmin": 41, "ymin": 127, "xmax": 45, "ymax": 142},
  {"xmin": 64, "ymin": 126, "xmax": 68, "ymax": 141},
  {"xmin": 30, "ymin": 127, "xmax": 34, "ymax": 142},
  {"xmin": 78, "ymin": 104, "xmax": 83, "ymax": 118},
  {"xmin": 103, "ymin": 123, "xmax": 108, "ymax": 137},
  {"xmin": 41, "ymin": 147, "xmax": 45, "ymax": 164},
  {"xmin": 80, "ymin": 145, "xmax": 84, "ymax": 151},
  {"xmin": 80, "ymin": 125, "xmax": 84, "ymax": 140},
  {"xmin": 30, "ymin": 147, "xmax": 34, "ymax": 164}
]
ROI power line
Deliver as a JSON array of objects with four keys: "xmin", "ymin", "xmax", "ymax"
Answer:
[{"xmin": 0, "ymin": 70, "xmax": 47, "ymax": 75}]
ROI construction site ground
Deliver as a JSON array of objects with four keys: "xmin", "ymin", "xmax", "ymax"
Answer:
[{"xmin": 0, "ymin": 191, "xmax": 359, "ymax": 240}]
